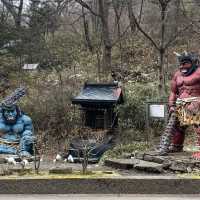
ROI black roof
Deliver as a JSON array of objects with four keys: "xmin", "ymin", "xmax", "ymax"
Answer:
[{"xmin": 71, "ymin": 83, "xmax": 123, "ymax": 105}]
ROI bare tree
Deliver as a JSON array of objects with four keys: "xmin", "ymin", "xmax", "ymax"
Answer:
[
  {"xmin": 1, "ymin": 0, "xmax": 24, "ymax": 28},
  {"xmin": 75, "ymin": 0, "xmax": 112, "ymax": 73},
  {"xmin": 98, "ymin": 0, "xmax": 112, "ymax": 72},
  {"xmin": 70, "ymin": 127, "xmax": 105, "ymax": 174},
  {"xmin": 126, "ymin": 0, "xmax": 191, "ymax": 96},
  {"xmin": 127, "ymin": 0, "xmax": 136, "ymax": 33},
  {"xmin": 82, "ymin": 7, "xmax": 93, "ymax": 52},
  {"xmin": 112, "ymin": 0, "xmax": 124, "ymax": 66}
]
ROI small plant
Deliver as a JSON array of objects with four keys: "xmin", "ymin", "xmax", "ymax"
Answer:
[{"xmin": 70, "ymin": 127, "xmax": 106, "ymax": 174}]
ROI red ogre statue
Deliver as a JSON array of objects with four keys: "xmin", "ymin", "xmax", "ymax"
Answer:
[{"xmin": 159, "ymin": 51, "xmax": 200, "ymax": 155}]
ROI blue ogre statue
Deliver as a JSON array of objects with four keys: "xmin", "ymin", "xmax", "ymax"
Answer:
[{"xmin": 0, "ymin": 87, "xmax": 34, "ymax": 157}]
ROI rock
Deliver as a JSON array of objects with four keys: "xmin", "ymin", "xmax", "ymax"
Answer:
[
  {"xmin": 134, "ymin": 159, "xmax": 163, "ymax": 173},
  {"xmin": 143, "ymin": 154, "xmax": 166, "ymax": 164},
  {"xmin": 105, "ymin": 150, "xmax": 200, "ymax": 174},
  {"xmin": 190, "ymin": 158, "xmax": 200, "ymax": 169},
  {"xmin": 0, "ymin": 167, "xmax": 12, "ymax": 176},
  {"xmin": 49, "ymin": 167, "xmax": 72, "ymax": 174},
  {"xmin": 169, "ymin": 158, "xmax": 197, "ymax": 173},
  {"xmin": 162, "ymin": 160, "xmax": 172, "ymax": 170},
  {"xmin": 194, "ymin": 163, "xmax": 200, "ymax": 168},
  {"xmin": 169, "ymin": 161, "xmax": 188, "ymax": 173},
  {"xmin": 134, "ymin": 151, "xmax": 167, "ymax": 164},
  {"xmin": 180, "ymin": 159, "xmax": 196, "ymax": 168},
  {"xmin": 104, "ymin": 159, "xmax": 135, "ymax": 169},
  {"xmin": 192, "ymin": 167, "xmax": 200, "ymax": 173}
]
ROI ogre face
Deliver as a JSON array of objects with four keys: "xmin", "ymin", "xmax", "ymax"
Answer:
[
  {"xmin": 3, "ymin": 106, "xmax": 18, "ymax": 124},
  {"xmin": 179, "ymin": 62, "xmax": 193, "ymax": 76}
]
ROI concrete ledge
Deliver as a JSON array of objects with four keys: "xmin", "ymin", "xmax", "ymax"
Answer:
[{"xmin": 0, "ymin": 176, "xmax": 200, "ymax": 194}]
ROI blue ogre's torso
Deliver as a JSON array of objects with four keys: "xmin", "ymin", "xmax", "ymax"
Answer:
[{"xmin": 0, "ymin": 113, "xmax": 34, "ymax": 155}]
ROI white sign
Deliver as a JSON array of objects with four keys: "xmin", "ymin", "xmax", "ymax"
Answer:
[
  {"xmin": 23, "ymin": 64, "xmax": 39, "ymax": 70},
  {"xmin": 149, "ymin": 104, "xmax": 165, "ymax": 118}
]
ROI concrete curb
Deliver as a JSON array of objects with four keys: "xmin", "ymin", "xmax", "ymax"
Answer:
[{"xmin": 0, "ymin": 176, "xmax": 200, "ymax": 194}]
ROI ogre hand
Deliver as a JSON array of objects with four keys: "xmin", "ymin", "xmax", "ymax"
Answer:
[{"xmin": 168, "ymin": 105, "xmax": 175, "ymax": 115}]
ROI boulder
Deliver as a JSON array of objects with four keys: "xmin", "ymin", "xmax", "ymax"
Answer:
[
  {"xmin": 104, "ymin": 159, "xmax": 135, "ymax": 169},
  {"xmin": 133, "ymin": 159, "xmax": 163, "ymax": 173}
]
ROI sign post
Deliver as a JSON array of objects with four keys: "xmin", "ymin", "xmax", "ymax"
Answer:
[{"xmin": 145, "ymin": 101, "xmax": 168, "ymax": 142}]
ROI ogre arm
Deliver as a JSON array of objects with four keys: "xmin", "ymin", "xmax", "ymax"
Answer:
[
  {"xmin": 19, "ymin": 115, "xmax": 34, "ymax": 156},
  {"xmin": 168, "ymin": 74, "xmax": 178, "ymax": 111}
]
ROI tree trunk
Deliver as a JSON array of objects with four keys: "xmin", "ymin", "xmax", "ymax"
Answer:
[
  {"xmin": 127, "ymin": 0, "xmax": 136, "ymax": 33},
  {"xmin": 158, "ymin": 3, "xmax": 167, "ymax": 97},
  {"xmin": 90, "ymin": 0, "xmax": 100, "ymax": 33},
  {"xmin": 158, "ymin": 49, "xmax": 165, "ymax": 97},
  {"xmin": 113, "ymin": 1, "xmax": 123, "ymax": 67},
  {"xmin": 173, "ymin": 0, "xmax": 181, "ymax": 33},
  {"xmin": 98, "ymin": 0, "xmax": 112, "ymax": 73},
  {"xmin": 15, "ymin": 0, "xmax": 23, "ymax": 28},
  {"xmin": 96, "ymin": 50, "xmax": 101, "ymax": 81},
  {"xmin": 82, "ymin": 7, "xmax": 93, "ymax": 52}
]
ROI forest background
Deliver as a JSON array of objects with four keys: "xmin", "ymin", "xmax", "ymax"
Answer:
[{"xmin": 0, "ymin": 0, "xmax": 199, "ymax": 156}]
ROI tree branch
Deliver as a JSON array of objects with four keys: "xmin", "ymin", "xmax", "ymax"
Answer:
[
  {"xmin": 74, "ymin": 0, "xmax": 101, "ymax": 18},
  {"xmin": 112, "ymin": 24, "xmax": 130, "ymax": 47},
  {"xmin": 138, "ymin": 0, "xmax": 144, "ymax": 24},
  {"xmin": 1, "ymin": 0, "xmax": 17, "ymax": 19},
  {"xmin": 133, "ymin": 13, "xmax": 159, "ymax": 50},
  {"xmin": 164, "ymin": 24, "xmax": 192, "ymax": 49}
]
